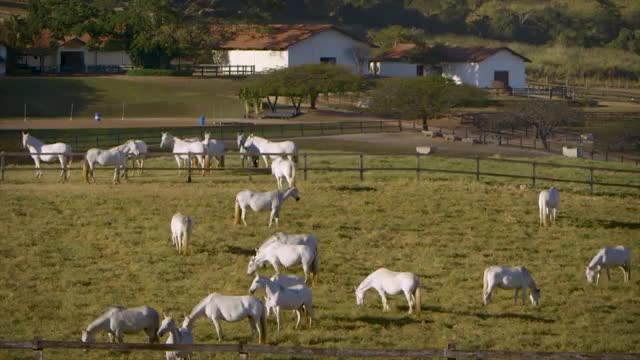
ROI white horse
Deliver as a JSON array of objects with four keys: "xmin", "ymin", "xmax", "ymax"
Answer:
[
  {"xmin": 160, "ymin": 132, "xmax": 207, "ymax": 176},
  {"xmin": 271, "ymin": 157, "xmax": 296, "ymax": 190},
  {"xmin": 538, "ymin": 186, "xmax": 560, "ymax": 226},
  {"xmin": 184, "ymin": 293, "xmax": 266, "ymax": 344},
  {"xmin": 22, "ymin": 132, "xmax": 72, "ymax": 181},
  {"xmin": 247, "ymin": 242, "xmax": 319, "ymax": 285},
  {"xmin": 586, "ymin": 246, "xmax": 631, "ymax": 284},
  {"xmin": 239, "ymin": 145, "xmax": 259, "ymax": 168},
  {"xmin": 81, "ymin": 306, "xmax": 160, "ymax": 343},
  {"xmin": 241, "ymin": 134, "xmax": 298, "ymax": 168},
  {"xmin": 113, "ymin": 140, "xmax": 147, "ymax": 175},
  {"xmin": 264, "ymin": 274, "xmax": 307, "ymax": 317},
  {"xmin": 82, "ymin": 143, "xmax": 138, "ymax": 184},
  {"xmin": 203, "ymin": 132, "xmax": 225, "ymax": 169},
  {"xmin": 483, "ymin": 266, "xmax": 540, "ymax": 306},
  {"xmin": 249, "ymin": 274, "xmax": 314, "ymax": 330},
  {"xmin": 157, "ymin": 315, "xmax": 194, "ymax": 360},
  {"xmin": 355, "ymin": 268, "xmax": 421, "ymax": 314},
  {"xmin": 171, "ymin": 213, "xmax": 193, "ymax": 255},
  {"xmin": 234, "ymin": 187, "xmax": 300, "ymax": 227},
  {"xmin": 258, "ymin": 232, "xmax": 318, "ymax": 254}
]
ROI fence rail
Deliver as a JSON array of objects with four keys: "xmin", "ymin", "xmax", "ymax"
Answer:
[
  {"xmin": 1, "ymin": 151, "xmax": 638, "ymax": 192},
  {"xmin": 1, "ymin": 338, "xmax": 638, "ymax": 360}
]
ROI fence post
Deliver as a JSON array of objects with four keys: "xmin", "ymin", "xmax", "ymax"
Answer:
[
  {"xmin": 476, "ymin": 157, "xmax": 480, "ymax": 181},
  {"xmin": 239, "ymin": 341, "xmax": 248, "ymax": 360},
  {"xmin": 379, "ymin": 121, "xmax": 383, "ymax": 132},
  {"xmin": 187, "ymin": 153, "xmax": 192, "ymax": 183},
  {"xmin": 359, "ymin": 153, "xmax": 364, "ymax": 181},
  {"xmin": 398, "ymin": 119, "xmax": 402, "ymax": 131},
  {"xmin": 532, "ymin": 161, "xmax": 536, "ymax": 187},
  {"xmin": 416, "ymin": 152, "xmax": 420, "ymax": 181},
  {"xmin": 303, "ymin": 153, "xmax": 308, "ymax": 181},
  {"xmin": 280, "ymin": 124, "xmax": 284, "ymax": 136},
  {"xmin": 360, "ymin": 121, "xmax": 363, "ymax": 133},
  {"xmin": 446, "ymin": 342, "xmax": 456, "ymax": 360},
  {"xmin": 589, "ymin": 167, "xmax": 594, "ymax": 193},
  {"xmin": 520, "ymin": 136, "xmax": 523, "ymax": 148},
  {"xmin": 339, "ymin": 122, "xmax": 343, "ymax": 134},
  {"xmin": 32, "ymin": 336, "xmax": 43, "ymax": 360},
  {"xmin": 300, "ymin": 124, "xmax": 304, "ymax": 137},
  {"xmin": 0, "ymin": 151, "xmax": 5, "ymax": 182}
]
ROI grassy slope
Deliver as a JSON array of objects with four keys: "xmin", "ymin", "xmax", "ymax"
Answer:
[
  {"xmin": 0, "ymin": 76, "xmax": 246, "ymax": 119},
  {"xmin": 0, "ymin": 154, "xmax": 638, "ymax": 359}
]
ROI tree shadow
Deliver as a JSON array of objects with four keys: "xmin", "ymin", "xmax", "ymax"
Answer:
[
  {"xmin": 569, "ymin": 217, "xmax": 640, "ymax": 230},
  {"xmin": 423, "ymin": 305, "xmax": 553, "ymax": 323},
  {"xmin": 223, "ymin": 245, "xmax": 255, "ymax": 256},
  {"xmin": 335, "ymin": 184, "xmax": 377, "ymax": 192},
  {"xmin": 333, "ymin": 314, "xmax": 426, "ymax": 327}
]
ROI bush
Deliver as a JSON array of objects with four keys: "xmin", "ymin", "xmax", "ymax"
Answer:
[{"xmin": 126, "ymin": 69, "xmax": 193, "ymax": 76}]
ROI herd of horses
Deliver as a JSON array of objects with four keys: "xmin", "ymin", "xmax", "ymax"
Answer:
[{"xmin": 21, "ymin": 131, "xmax": 632, "ymax": 359}]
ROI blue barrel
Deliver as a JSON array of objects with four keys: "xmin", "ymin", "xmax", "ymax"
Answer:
[
  {"xmin": 94, "ymin": 112, "xmax": 101, "ymax": 123},
  {"xmin": 199, "ymin": 115, "xmax": 206, "ymax": 127}
]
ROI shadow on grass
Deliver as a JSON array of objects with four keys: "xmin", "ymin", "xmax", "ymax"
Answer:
[
  {"xmin": 333, "ymin": 314, "xmax": 426, "ymax": 327},
  {"xmin": 423, "ymin": 305, "xmax": 554, "ymax": 323},
  {"xmin": 335, "ymin": 184, "xmax": 377, "ymax": 192},
  {"xmin": 223, "ymin": 245, "xmax": 255, "ymax": 256},
  {"xmin": 569, "ymin": 217, "xmax": 640, "ymax": 230}
]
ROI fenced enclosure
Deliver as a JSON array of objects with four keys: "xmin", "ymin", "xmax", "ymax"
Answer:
[{"xmin": 2, "ymin": 151, "xmax": 638, "ymax": 193}]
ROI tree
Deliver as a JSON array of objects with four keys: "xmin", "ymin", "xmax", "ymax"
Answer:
[
  {"xmin": 345, "ymin": 45, "xmax": 369, "ymax": 74},
  {"xmin": 369, "ymin": 76, "xmax": 487, "ymax": 130},
  {"xmin": 503, "ymin": 100, "xmax": 581, "ymax": 151}
]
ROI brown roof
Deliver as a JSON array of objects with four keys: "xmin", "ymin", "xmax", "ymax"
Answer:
[
  {"xmin": 214, "ymin": 24, "xmax": 374, "ymax": 50},
  {"xmin": 375, "ymin": 43, "xmax": 531, "ymax": 63},
  {"xmin": 28, "ymin": 30, "xmax": 101, "ymax": 50}
]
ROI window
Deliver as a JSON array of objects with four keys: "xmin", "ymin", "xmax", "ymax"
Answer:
[
  {"xmin": 320, "ymin": 57, "xmax": 336, "ymax": 65},
  {"xmin": 416, "ymin": 64, "xmax": 424, "ymax": 76},
  {"xmin": 494, "ymin": 71, "xmax": 509, "ymax": 88}
]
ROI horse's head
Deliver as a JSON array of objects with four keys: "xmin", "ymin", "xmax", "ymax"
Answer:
[
  {"xmin": 288, "ymin": 186, "xmax": 301, "ymax": 202},
  {"xmin": 355, "ymin": 286, "xmax": 365, "ymax": 306},
  {"xmin": 158, "ymin": 315, "xmax": 174, "ymax": 338},
  {"xmin": 160, "ymin": 132, "xmax": 170, "ymax": 148},
  {"xmin": 530, "ymin": 287, "xmax": 541, "ymax": 306},
  {"xmin": 81, "ymin": 330, "xmax": 94, "ymax": 343},
  {"xmin": 127, "ymin": 141, "xmax": 140, "ymax": 156},
  {"xmin": 248, "ymin": 274, "xmax": 264, "ymax": 294},
  {"xmin": 204, "ymin": 132, "xmax": 211, "ymax": 141},
  {"xmin": 22, "ymin": 132, "xmax": 29, "ymax": 149},
  {"xmin": 237, "ymin": 133, "xmax": 247, "ymax": 149},
  {"xmin": 585, "ymin": 267, "xmax": 596, "ymax": 283},
  {"xmin": 247, "ymin": 256, "xmax": 260, "ymax": 275}
]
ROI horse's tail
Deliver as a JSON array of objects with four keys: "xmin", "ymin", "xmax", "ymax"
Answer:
[
  {"xmin": 290, "ymin": 160, "xmax": 296, "ymax": 186},
  {"xmin": 82, "ymin": 159, "xmax": 90, "ymax": 184},
  {"xmin": 234, "ymin": 198, "xmax": 241, "ymax": 225},
  {"xmin": 311, "ymin": 251, "xmax": 319, "ymax": 286},
  {"xmin": 259, "ymin": 305, "xmax": 267, "ymax": 344},
  {"xmin": 414, "ymin": 285, "xmax": 421, "ymax": 314}
]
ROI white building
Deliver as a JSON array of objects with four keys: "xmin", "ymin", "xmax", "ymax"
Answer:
[
  {"xmin": 0, "ymin": 42, "xmax": 7, "ymax": 76},
  {"xmin": 214, "ymin": 24, "xmax": 374, "ymax": 74},
  {"xmin": 18, "ymin": 31, "xmax": 132, "ymax": 73},
  {"xmin": 370, "ymin": 43, "xmax": 530, "ymax": 89}
]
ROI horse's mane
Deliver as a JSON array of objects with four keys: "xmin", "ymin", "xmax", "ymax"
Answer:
[{"xmin": 25, "ymin": 134, "xmax": 43, "ymax": 147}]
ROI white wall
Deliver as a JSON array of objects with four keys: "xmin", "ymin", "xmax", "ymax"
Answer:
[
  {"xmin": 0, "ymin": 44, "xmax": 6, "ymax": 76},
  {"xmin": 442, "ymin": 50, "xmax": 526, "ymax": 88},
  {"xmin": 90, "ymin": 51, "xmax": 132, "ymax": 66},
  {"xmin": 441, "ymin": 62, "xmax": 479, "ymax": 86},
  {"xmin": 288, "ymin": 29, "xmax": 370, "ymax": 74},
  {"xmin": 371, "ymin": 61, "xmax": 419, "ymax": 77},
  {"xmin": 224, "ymin": 49, "xmax": 288, "ymax": 72}
]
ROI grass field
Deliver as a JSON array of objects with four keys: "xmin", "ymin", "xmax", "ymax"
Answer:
[{"xmin": 0, "ymin": 152, "xmax": 639, "ymax": 359}]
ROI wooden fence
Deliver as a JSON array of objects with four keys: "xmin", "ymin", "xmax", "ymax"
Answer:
[
  {"xmin": 1, "ymin": 151, "xmax": 638, "ymax": 192},
  {"xmin": 1, "ymin": 338, "xmax": 638, "ymax": 359}
]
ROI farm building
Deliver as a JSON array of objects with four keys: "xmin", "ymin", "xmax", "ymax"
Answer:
[
  {"xmin": 213, "ymin": 24, "xmax": 374, "ymax": 74},
  {"xmin": 0, "ymin": 42, "xmax": 6, "ymax": 76},
  {"xmin": 17, "ymin": 30, "xmax": 132, "ymax": 73},
  {"xmin": 369, "ymin": 43, "xmax": 530, "ymax": 89}
]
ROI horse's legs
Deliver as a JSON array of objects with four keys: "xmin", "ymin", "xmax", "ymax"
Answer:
[
  {"xmin": 261, "ymin": 155, "xmax": 269, "ymax": 168},
  {"xmin": 241, "ymin": 206, "xmax": 248, "ymax": 226},
  {"xmin": 483, "ymin": 284, "xmax": 495, "ymax": 306},
  {"xmin": 626, "ymin": 262, "xmax": 631, "ymax": 281},
  {"xmin": 621, "ymin": 265, "xmax": 629, "ymax": 282},
  {"xmin": 275, "ymin": 306, "xmax": 282, "ymax": 331},
  {"xmin": 375, "ymin": 288, "xmax": 389, "ymax": 312},
  {"xmin": 403, "ymin": 290, "xmax": 413, "ymax": 314},
  {"xmin": 212, "ymin": 319, "xmax": 223, "ymax": 341},
  {"xmin": 112, "ymin": 168, "xmax": 119, "ymax": 185},
  {"xmin": 34, "ymin": 158, "xmax": 42, "ymax": 178},
  {"xmin": 107, "ymin": 332, "xmax": 115, "ymax": 343},
  {"xmin": 269, "ymin": 208, "xmax": 276, "ymax": 228},
  {"xmin": 294, "ymin": 308, "xmax": 301, "ymax": 330},
  {"xmin": 521, "ymin": 286, "xmax": 527, "ymax": 305},
  {"xmin": 606, "ymin": 268, "xmax": 611, "ymax": 281},
  {"xmin": 175, "ymin": 156, "xmax": 182, "ymax": 175},
  {"xmin": 595, "ymin": 270, "xmax": 601, "ymax": 285},
  {"xmin": 552, "ymin": 208, "xmax": 558, "ymax": 224}
]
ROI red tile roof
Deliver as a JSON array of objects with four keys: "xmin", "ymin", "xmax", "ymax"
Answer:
[
  {"xmin": 375, "ymin": 43, "xmax": 531, "ymax": 63},
  {"xmin": 214, "ymin": 24, "xmax": 374, "ymax": 50}
]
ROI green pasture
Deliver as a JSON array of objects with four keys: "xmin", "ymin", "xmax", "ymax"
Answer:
[{"xmin": 0, "ymin": 152, "xmax": 639, "ymax": 359}]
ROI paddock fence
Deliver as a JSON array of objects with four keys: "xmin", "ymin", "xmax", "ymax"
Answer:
[
  {"xmin": 1, "ymin": 338, "xmax": 638, "ymax": 360},
  {"xmin": 0, "ymin": 120, "xmax": 402, "ymax": 152},
  {"xmin": 1, "ymin": 151, "xmax": 638, "ymax": 193}
]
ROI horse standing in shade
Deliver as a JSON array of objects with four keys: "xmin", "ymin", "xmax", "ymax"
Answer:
[
  {"xmin": 170, "ymin": 213, "xmax": 193, "ymax": 255},
  {"xmin": 185, "ymin": 293, "xmax": 266, "ymax": 344},
  {"xmin": 241, "ymin": 134, "xmax": 298, "ymax": 168},
  {"xmin": 538, "ymin": 186, "xmax": 560, "ymax": 226},
  {"xmin": 157, "ymin": 315, "xmax": 194, "ymax": 360},
  {"xmin": 586, "ymin": 246, "xmax": 631, "ymax": 284},
  {"xmin": 355, "ymin": 268, "xmax": 421, "ymax": 314},
  {"xmin": 22, "ymin": 132, "xmax": 73, "ymax": 181},
  {"xmin": 249, "ymin": 274, "xmax": 314, "ymax": 330},
  {"xmin": 203, "ymin": 132, "xmax": 225, "ymax": 169},
  {"xmin": 271, "ymin": 157, "xmax": 296, "ymax": 190},
  {"xmin": 247, "ymin": 242, "xmax": 318, "ymax": 285},
  {"xmin": 234, "ymin": 187, "xmax": 300, "ymax": 227},
  {"xmin": 81, "ymin": 306, "xmax": 160, "ymax": 343},
  {"xmin": 483, "ymin": 266, "xmax": 540, "ymax": 306},
  {"xmin": 160, "ymin": 132, "xmax": 207, "ymax": 176},
  {"xmin": 82, "ymin": 142, "xmax": 138, "ymax": 184}
]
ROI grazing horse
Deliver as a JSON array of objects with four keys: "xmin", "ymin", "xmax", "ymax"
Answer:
[
  {"xmin": 538, "ymin": 186, "xmax": 560, "ymax": 226},
  {"xmin": 203, "ymin": 132, "xmax": 225, "ymax": 169},
  {"xmin": 242, "ymin": 134, "xmax": 298, "ymax": 168},
  {"xmin": 160, "ymin": 132, "xmax": 207, "ymax": 176},
  {"xmin": 82, "ymin": 143, "xmax": 137, "ymax": 184},
  {"xmin": 157, "ymin": 315, "xmax": 194, "ymax": 360},
  {"xmin": 264, "ymin": 274, "xmax": 307, "ymax": 317},
  {"xmin": 483, "ymin": 266, "xmax": 540, "ymax": 306},
  {"xmin": 355, "ymin": 268, "xmax": 420, "ymax": 314},
  {"xmin": 249, "ymin": 274, "xmax": 314, "ymax": 330},
  {"xmin": 586, "ymin": 246, "xmax": 631, "ymax": 284},
  {"xmin": 247, "ymin": 242, "xmax": 318, "ymax": 285},
  {"xmin": 271, "ymin": 157, "xmax": 296, "ymax": 190},
  {"xmin": 113, "ymin": 140, "xmax": 147, "ymax": 175},
  {"xmin": 81, "ymin": 306, "xmax": 160, "ymax": 343},
  {"xmin": 258, "ymin": 232, "xmax": 319, "ymax": 284},
  {"xmin": 184, "ymin": 293, "xmax": 266, "ymax": 344},
  {"xmin": 234, "ymin": 187, "xmax": 300, "ymax": 227},
  {"xmin": 170, "ymin": 213, "xmax": 193, "ymax": 255},
  {"xmin": 22, "ymin": 132, "xmax": 72, "ymax": 181}
]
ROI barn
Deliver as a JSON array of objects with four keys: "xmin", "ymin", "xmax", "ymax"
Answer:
[
  {"xmin": 369, "ymin": 43, "xmax": 530, "ymax": 89},
  {"xmin": 0, "ymin": 42, "xmax": 6, "ymax": 76},
  {"xmin": 17, "ymin": 30, "xmax": 132, "ymax": 73},
  {"xmin": 214, "ymin": 24, "xmax": 374, "ymax": 74}
]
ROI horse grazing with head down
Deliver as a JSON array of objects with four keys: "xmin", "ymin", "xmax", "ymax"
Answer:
[
  {"xmin": 483, "ymin": 266, "xmax": 540, "ymax": 306},
  {"xmin": 81, "ymin": 306, "xmax": 160, "ymax": 343},
  {"xmin": 247, "ymin": 242, "xmax": 318, "ymax": 285},
  {"xmin": 586, "ymin": 246, "xmax": 631, "ymax": 284},
  {"xmin": 355, "ymin": 268, "xmax": 420, "ymax": 314}
]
